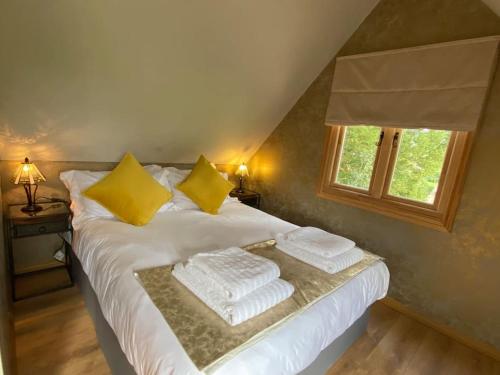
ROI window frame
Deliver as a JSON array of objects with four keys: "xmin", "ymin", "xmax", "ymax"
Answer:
[{"xmin": 317, "ymin": 125, "xmax": 472, "ymax": 232}]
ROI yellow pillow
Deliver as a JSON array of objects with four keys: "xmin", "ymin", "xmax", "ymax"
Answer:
[
  {"xmin": 83, "ymin": 153, "xmax": 172, "ymax": 226},
  {"xmin": 177, "ymin": 155, "xmax": 234, "ymax": 214}
]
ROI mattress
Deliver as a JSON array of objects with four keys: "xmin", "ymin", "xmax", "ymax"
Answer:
[{"xmin": 73, "ymin": 201, "xmax": 390, "ymax": 375}]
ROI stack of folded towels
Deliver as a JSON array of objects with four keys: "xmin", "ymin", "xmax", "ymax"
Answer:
[
  {"xmin": 172, "ymin": 247, "xmax": 294, "ymax": 326},
  {"xmin": 275, "ymin": 227, "xmax": 364, "ymax": 274}
]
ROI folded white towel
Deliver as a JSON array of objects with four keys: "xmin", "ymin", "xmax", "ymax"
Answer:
[
  {"xmin": 276, "ymin": 227, "xmax": 355, "ymax": 258},
  {"xmin": 276, "ymin": 241, "xmax": 364, "ymax": 274},
  {"xmin": 173, "ymin": 263, "xmax": 294, "ymax": 326},
  {"xmin": 187, "ymin": 247, "xmax": 280, "ymax": 301}
]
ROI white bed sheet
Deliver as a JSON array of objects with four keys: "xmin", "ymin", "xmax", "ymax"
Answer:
[{"xmin": 73, "ymin": 202, "xmax": 389, "ymax": 375}]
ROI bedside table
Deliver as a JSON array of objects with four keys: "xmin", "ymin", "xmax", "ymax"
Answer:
[
  {"xmin": 5, "ymin": 202, "xmax": 73, "ymax": 301},
  {"xmin": 229, "ymin": 189, "xmax": 261, "ymax": 209}
]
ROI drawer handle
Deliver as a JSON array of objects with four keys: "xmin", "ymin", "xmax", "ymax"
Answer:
[{"xmin": 38, "ymin": 226, "xmax": 47, "ymax": 234}]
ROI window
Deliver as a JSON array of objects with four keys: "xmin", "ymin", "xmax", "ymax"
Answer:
[
  {"xmin": 335, "ymin": 126, "xmax": 380, "ymax": 190},
  {"xmin": 388, "ymin": 129, "xmax": 451, "ymax": 204},
  {"xmin": 318, "ymin": 125, "xmax": 471, "ymax": 231}
]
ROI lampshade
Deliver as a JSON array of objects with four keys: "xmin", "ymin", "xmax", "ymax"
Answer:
[
  {"xmin": 12, "ymin": 157, "xmax": 46, "ymax": 185},
  {"xmin": 236, "ymin": 163, "xmax": 249, "ymax": 177}
]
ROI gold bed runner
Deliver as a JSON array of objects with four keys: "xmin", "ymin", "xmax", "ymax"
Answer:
[{"xmin": 135, "ymin": 240, "xmax": 383, "ymax": 373}]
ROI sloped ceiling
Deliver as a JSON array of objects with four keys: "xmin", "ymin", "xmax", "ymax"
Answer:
[
  {"xmin": 0, "ymin": 0, "xmax": 378, "ymax": 163},
  {"xmin": 483, "ymin": 0, "xmax": 500, "ymax": 15}
]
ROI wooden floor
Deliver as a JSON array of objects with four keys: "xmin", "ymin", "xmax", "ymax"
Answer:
[
  {"xmin": 14, "ymin": 286, "xmax": 500, "ymax": 375},
  {"xmin": 15, "ymin": 287, "xmax": 108, "ymax": 375}
]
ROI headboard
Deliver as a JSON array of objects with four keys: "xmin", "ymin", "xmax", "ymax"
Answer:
[{"xmin": 0, "ymin": 160, "xmax": 238, "ymax": 207}]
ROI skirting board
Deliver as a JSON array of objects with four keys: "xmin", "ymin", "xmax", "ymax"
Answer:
[{"xmin": 381, "ymin": 297, "xmax": 500, "ymax": 362}]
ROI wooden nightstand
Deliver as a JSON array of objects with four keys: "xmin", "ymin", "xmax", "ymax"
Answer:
[
  {"xmin": 5, "ymin": 202, "xmax": 73, "ymax": 301},
  {"xmin": 229, "ymin": 189, "xmax": 261, "ymax": 209}
]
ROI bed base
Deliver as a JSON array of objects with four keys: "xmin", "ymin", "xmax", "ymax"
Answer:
[{"xmin": 71, "ymin": 251, "xmax": 369, "ymax": 375}]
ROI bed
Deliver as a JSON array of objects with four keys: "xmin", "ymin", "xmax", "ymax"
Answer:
[{"xmin": 70, "ymin": 201, "xmax": 389, "ymax": 374}]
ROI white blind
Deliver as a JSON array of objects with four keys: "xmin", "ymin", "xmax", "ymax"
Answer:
[{"xmin": 325, "ymin": 36, "xmax": 500, "ymax": 131}]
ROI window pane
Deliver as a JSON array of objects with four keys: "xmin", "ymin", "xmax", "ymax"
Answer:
[
  {"xmin": 335, "ymin": 126, "xmax": 381, "ymax": 190},
  {"xmin": 388, "ymin": 129, "xmax": 451, "ymax": 204}
]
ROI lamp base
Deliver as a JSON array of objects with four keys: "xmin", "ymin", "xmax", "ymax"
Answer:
[
  {"xmin": 237, "ymin": 176, "xmax": 245, "ymax": 194},
  {"xmin": 21, "ymin": 204, "xmax": 43, "ymax": 213}
]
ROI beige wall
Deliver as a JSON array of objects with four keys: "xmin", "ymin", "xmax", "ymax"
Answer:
[
  {"xmin": 484, "ymin": 0, "xmax": 500, "ymax": 15},
  {"xmin": 249, "ymin": 0, "xmax": 500, "ymax": 349},
  {"xmin": 0, "ymin": 0, "xmax": 378, "ymax": 164}
]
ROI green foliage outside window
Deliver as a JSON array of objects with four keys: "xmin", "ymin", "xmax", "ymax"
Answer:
[
  {"xmin": 389, "ymin": 129, "xmax": 450, "ymax": 203},
  {"xmin": 336, "ymin": 126, "xmax": 380, "ymax": 190},
  {"xmin": 336, "ymin": 126, "xmax": 451, "ymax": 203}
]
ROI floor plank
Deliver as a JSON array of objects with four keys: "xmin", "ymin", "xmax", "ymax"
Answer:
[
  {"xmin": 327, "ymin": 303, "xmax": 500, "ymax": 375},
  {"xmin": 14, "ymin": 287, "xmax": 500, "ymax": 374},
  {"xmin": 14, "ymin": 287, "xmax": 109, "ymax": 375}
]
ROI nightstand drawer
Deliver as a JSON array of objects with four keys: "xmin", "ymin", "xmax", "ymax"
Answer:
[{"xmin": 14, "ymin": 220, "xmax": 69, "ymax": 238}]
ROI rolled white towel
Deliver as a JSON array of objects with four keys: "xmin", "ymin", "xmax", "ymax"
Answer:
[
  {"xmin": 276, "ymin": 241, "xmax": 364, "ymax": 274},
  {"xmin": 187, "ymin": 247, "xmax": 280, "ymax": 301},
  {"xmin": 276, "ymin": 227, "xmax": 355, "ymax": 258},
  {"xmin": 173, "ymin": 263, "xmax": 294, "ymax": 326}
]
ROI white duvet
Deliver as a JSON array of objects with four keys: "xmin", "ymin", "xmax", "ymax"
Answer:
[{"xmin": 73, "ymin": 201, "xmax": 389, "ymax": 375}]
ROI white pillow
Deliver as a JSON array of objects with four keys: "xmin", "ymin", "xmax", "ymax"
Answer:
[
  {"xmin": 60, "ymin": 165, "xmax": 175, "ymax": 227},
  {"xmin": 165, "ymin": 167, "xmax": 236, "ymax": 211},
  {"xmin": 164, "ymin": 167, "xmax": 199, "ymax": 210}
]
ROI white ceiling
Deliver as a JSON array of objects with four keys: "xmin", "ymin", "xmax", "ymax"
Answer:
[
  {"xmin": 0, "ymin": 0, "xmax": 379, "ymax": 163},
  {"xmin": 483, "ymin": 0, "xmax": 500, "ymax": 15}
]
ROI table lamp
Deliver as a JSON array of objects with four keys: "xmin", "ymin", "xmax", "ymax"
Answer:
[
  {"xmin": 12, "ymin": 157, "xmax": 46, "ymax": 212},
  {"xmin": 236, "ymin": 163, "xmax": 249, "ymax": 193}
]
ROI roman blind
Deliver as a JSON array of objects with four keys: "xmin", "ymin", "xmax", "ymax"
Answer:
[{"xmin": 325, "ymin": 36, "xmax": 500, "ymax": 131}]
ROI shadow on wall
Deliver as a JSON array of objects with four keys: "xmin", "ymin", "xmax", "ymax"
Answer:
[
  {"xmin": 0, "ymin": 114, "xmax": 253, "ymax": 166},
  {"xmin": 0, "ymin": 117, "xmax": 63, "ymax": 161}
]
